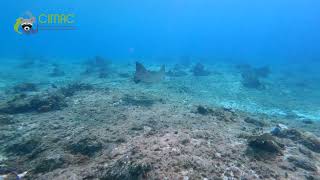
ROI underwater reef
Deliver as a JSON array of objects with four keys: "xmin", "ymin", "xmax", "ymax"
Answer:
[{"xmin": 0, "ymin": 58, "xmax": 319, "ymax": 180}]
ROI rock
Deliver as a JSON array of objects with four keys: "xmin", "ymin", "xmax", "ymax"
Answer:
[
  {"xmin": 244, "ymin": 117, "xmax": 267, "ymax": 127},
  {"xmin": 247, "ymin": 133, "xmax": 284, "ymax": 159},
  {"xmin": 287, "ymin": 156, "xmax": 317, "ymax": 171},
  {"xmin": 98, "ymin": 158, "xmax": 151, "ymax": 180},
  {"xmin": 191, "ymin": 63, "xmax": 210, "ymax": 76},
  {"xmin": 67, "ymin": 138, "xmax": 102, "ymax": 157}
]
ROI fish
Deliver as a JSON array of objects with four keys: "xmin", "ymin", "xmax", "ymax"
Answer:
[{"xmin": 134, "ymin": 62, "xmax": 165, "ymax": 83}]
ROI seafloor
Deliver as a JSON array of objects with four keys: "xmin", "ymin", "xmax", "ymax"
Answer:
[{"xmin": 0, "ymin": 57, "xmax": 319, "ymax": 180}]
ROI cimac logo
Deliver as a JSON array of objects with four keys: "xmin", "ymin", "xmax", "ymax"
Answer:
[
  {"xmin": 14, "ymin": 11, "xmax": 76, "ymax": 35},
  {"xmin": 14, "ymin": 12, "xmax": 37, "ymax": 34}
]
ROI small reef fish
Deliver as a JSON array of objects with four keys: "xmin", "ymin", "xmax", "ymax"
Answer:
[{"xmin": 134, "ymin": 62, "xmax": 165, "ymax": 83}]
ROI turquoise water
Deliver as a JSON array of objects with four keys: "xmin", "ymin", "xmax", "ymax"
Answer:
[{"xmin": 1, "ymin": 1, "xmax": 320, "ymax": 179}]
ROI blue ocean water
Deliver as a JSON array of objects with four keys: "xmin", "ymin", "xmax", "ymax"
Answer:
[{"xmin": 2, "ymin": 0, "xmax": 320, "ymax": 61}]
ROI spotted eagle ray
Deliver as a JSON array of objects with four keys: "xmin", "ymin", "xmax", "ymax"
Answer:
[{"xmin": 134, "ymin": 62, "xmax": 165, "ymax": 83}]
